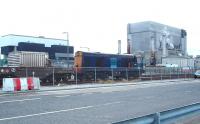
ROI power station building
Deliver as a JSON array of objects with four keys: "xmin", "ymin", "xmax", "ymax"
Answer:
[{"xmin": 127, "ymin": 21, "xmax": 188, "ymax": 66}]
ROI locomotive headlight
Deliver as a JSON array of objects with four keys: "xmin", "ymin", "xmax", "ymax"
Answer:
[
  {"xmin": 11, "ymin": 68, "xmax": 16, "ymax": 73},
  {"xmin": 5, "ymin": 69, "xmax": 9, "ymax": 73}
]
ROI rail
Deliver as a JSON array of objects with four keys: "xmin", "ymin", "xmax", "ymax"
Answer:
[{"xmin": 113, "ymin": 102, "xmax": 200, "ymax": 124}]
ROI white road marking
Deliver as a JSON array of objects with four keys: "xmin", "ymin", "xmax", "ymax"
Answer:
[
  {"xmin": 135, "ymin": 96, "xmax": 156, "ymax": 101},
  {"xmin": 55, "ymin": 95, "xmax": 70, "ymax": 98},
  {"xmin": 0, "ymin": 93, "xmax": 47, "ymax": 97},
  {"xmin": 185, "ymin": 90, "xmax": 192, "ymax": 93},
  {"xmin": 0, "ymin": 101, "xmax": 122, "ymax": 121},
  {"xmin": 144, "ymin": 96, "xmax": 155, "ymax": 99},
  {"xmin": 26, "ymin": 94, "xmax": 50, "ymax": 96},
  {"xmin": 81, "ymin": 93, "xmax": 93, "ymax": 96},
  {"xmin": 0, "ymin": 98, "xmax": 41, "ymax": 104}
]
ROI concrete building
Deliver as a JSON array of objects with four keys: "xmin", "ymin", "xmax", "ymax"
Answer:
[
  {"xmin": 162, "ymin": 56, "xmax": 194, "ymax": 68},
  {"xmin": 127, "ymin": 21, "xmax": 187, "ymax": 66},
  {"xmin": 0, "ymin": 34, "xmax": 74, "ymax": 67}
]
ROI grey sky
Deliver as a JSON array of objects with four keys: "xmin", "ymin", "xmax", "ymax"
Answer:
[{"xmin": 0, "ymin": 0, "xmax": 199, "ymax": 56}]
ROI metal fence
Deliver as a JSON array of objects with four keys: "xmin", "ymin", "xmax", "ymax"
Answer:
[
  {"xmin": 142, "ymin": 67, "xmax": 196, "ymax": 80},
  {"xmin": 16, "ymin": 66, "xmax": 197, "ymax": 86}
]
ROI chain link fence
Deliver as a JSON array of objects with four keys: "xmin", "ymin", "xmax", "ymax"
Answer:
[
  {"xmin": 142, "ymin": 67, "xmax": 196, "ymax": 80},
  {"xmin": 13, "ymin": 66, "xmax": 197, "ymax": 86}
]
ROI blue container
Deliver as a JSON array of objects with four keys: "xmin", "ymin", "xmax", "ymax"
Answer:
[{"xmin": 1, "ymin": 46, "xmax": 15, "ymax": 55}]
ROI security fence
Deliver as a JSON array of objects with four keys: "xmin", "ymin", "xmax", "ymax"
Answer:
[
  {"xmin": 17, "ymin": 66, "xmax": 197, "ymax": 86},
  {"xmin": 142, "ymin": 66, "xmax": 195, "ymax": 80}
]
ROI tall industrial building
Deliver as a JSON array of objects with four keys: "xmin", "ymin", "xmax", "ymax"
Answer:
[{"xmin": 127, "ymin": 21, "xmax": 187, "ymax": 66}]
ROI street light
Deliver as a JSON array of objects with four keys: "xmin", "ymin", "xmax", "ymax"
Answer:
[
  {"xmin": 63, "ymin": 32, "xmax": 69, "ymax": 68},
  {"xmin": 62, "ymin": 32, "xmax": 69, "ymax": 46}
]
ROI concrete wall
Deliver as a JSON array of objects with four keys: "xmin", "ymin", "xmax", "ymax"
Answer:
[{"xmin": 162, "ymin": 57, "xmax": 194, "ymax": 67}]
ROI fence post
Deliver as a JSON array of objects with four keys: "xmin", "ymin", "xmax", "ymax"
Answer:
[
  {"xmin": 177, "ymin": 68, "xmax": 180, "ymax": 79},
  {"xmin": 94, "ymin": 67, "xmax": 96, "ymax": 83},
  {"xmin": 111, "ymin": 68, "xmax": 114, "ymax": 81},
  {"xmin": 138, "ymin": 67, "xmax": 140, "ymax": 80},
  {"xmin": 26, "ymin": 67, "xmax": 28, "ymax": 77},
  {"xmin": 181, "ymin": 67, "xmax": 183, "ymax": 79},
  {"xmin": 53, "ymin": 67, "xmax": 55, "ymax": 86},
  {"xmin": 192, "ymin": 68, "xmax": 194, "ymax": 79},
  {"xmin": 76, "ymin": 67, "xmax": 78, "ymax": 85},
  {"xmin": 154, "ymin": 112, "xmax": 161, "ymax": 124},
  {"xmin": 150, "ymin": 69, "xmax": 152, "ymax": 81},
  {"xmin": 160, "ymin": 69, "xmax": 162, "ymax": 80},
  {"xmin": 126, "ymin": 68, "xmax": 128, "ymax": 81},
  {"xmin": 32, "ymin": 71, "xmax": 35, "ymax": 78},
  {"xmin": 185, "ymin": 70, "xmax": 186, "ymax": 80},
  {"xmin": 180, "ymin": 67, "xmax": 182, "ymax": 79},
  {"xmin": 188, "ymin": 69, "xmax": 190, "ymax": 79}
]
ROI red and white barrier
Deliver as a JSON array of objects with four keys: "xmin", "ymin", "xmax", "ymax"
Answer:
[{"xmin": 2, "ymin": 77, "xmax": 40, "ymax": 92}]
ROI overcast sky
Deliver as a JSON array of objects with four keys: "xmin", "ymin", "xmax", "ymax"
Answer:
[{"xmin": 0, "ymin": 0, "xmax": 199, "ymax": 56}]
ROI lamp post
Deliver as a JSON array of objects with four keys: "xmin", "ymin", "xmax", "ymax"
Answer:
[{"xmin": 63, "ymin": 32, "xmax": 69, "ymax": 68}]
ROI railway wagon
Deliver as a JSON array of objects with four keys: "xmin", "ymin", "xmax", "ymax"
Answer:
[{"xmin": 74, "ymin": 51, "xmax": 143, "ymax": 81}]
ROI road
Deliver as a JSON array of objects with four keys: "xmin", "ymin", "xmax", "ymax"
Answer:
[{"xmin": 0, "ymin": 79, "xmax": 199, "ymax": 124}]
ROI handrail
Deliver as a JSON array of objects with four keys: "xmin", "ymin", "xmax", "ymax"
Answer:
[{"xmin": 113, "ymin": 102, "xmax": 200, "ymax": 124}]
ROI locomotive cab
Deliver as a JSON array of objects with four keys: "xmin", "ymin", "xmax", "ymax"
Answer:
[{"xmin": 74, "ymin": 51, "xmax": 83, "ymax": 73}]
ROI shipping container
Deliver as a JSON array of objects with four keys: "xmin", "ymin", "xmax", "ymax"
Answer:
[{"xmin": 7, "ymin": 51, "xmax": 49, "ymax": 67}]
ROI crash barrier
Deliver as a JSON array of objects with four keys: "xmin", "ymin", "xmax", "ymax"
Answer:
[
  {"xmin": 2, "ymin": 77, "xmax": 40, "ymax": 92},
  {"xmin": 113, "ymin": 102, "xmax": 200, "ymax": 124}
]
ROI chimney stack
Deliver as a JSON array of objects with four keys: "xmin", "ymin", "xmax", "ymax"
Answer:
[{"xmin": 118, "ymin": 40, "xmax": 121, "ymax": 54}]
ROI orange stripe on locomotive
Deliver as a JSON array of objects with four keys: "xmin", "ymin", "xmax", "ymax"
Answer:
[{"xmin": 74, "ymin": 51, "xmax": 83, "ymax": 73}]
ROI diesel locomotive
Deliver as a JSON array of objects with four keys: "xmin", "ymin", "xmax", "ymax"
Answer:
[{"xmin": 74, "ymin": 51, "xmax": 143, "ymax": 81}]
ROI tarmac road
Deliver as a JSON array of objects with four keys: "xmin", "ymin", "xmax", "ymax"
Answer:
[{"xmin": 0, "ymin": 79, "xmax": 199, "ymax": 124}]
